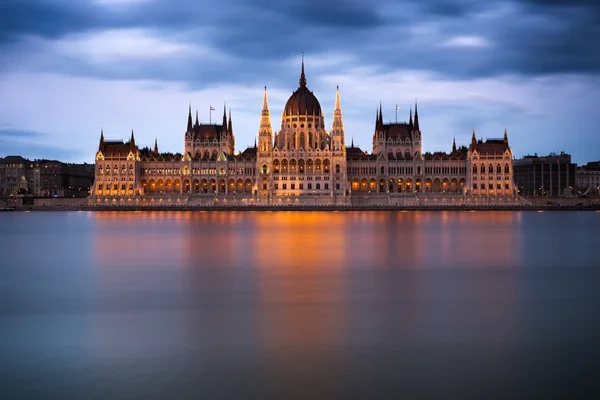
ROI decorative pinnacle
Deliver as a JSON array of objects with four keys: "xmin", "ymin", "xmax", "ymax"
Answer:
[{"xmin": 300, "ymin": 53, "xmax": 306, "ymax": 87}]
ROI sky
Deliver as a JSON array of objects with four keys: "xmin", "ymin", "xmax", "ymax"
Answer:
[{"xmin": 0, "ymin": 0, "xmax": 599, "ymax": 164}]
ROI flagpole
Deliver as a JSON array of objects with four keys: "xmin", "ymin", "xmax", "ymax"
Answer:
[
  {"xmin": 210, "ymin": 106, "xmax": 212, "ymax": 124},
  {"xmin": 395, "ymin": 104, "xmax": 398, "ymax": 124}
]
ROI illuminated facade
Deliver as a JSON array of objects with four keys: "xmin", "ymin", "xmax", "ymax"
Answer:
[{"xmin": 91, "ymin": 60, "xmax": 517, "ymax": 205}]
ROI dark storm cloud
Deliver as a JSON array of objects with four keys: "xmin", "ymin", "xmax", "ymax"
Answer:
[
  {"xmin": 1, "ymin": 0, "xmax": 599, "ymax": 86},
  {"xmin": 0, "ymin": 0, "xmax": 105, "ymax": 43}
]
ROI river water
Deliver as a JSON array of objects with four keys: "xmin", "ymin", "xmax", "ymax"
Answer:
[{"xmin": 1, "ymin": 211, "xmax": 600, "ymax": 398}]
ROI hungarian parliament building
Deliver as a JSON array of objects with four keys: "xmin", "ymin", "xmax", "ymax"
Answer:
[{"xmin": 91, "ymin": 60, "xmax": 516, "ymax": 206}]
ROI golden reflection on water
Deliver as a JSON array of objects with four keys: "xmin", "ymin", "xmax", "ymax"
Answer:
[
  {"xmin": 91, "ymin": 211, "xmax": 523, "ymax": 270},
  {"xmin": 88, "ymin": 211, "xmax": 523, "ymax": 373}
]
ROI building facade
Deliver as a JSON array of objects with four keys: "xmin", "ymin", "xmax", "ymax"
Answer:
[
  {"xmin": 577, "ymin": 161, "xmax": 600, "ymax": 196},
  {"xmin": 0, "ymin": 156, "xmax": 95, "ymax": 199},
  {"xmin": 91, "ymin": 60, "xmax": 517, "ymax": 205},
  {"xmin": 512, "ymin": 153, "xmax": 576, "ymax": 197}
]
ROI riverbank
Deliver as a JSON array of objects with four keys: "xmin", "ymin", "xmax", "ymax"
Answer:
[{"xmin": 7, "ymin": 203, "xmax": 600, "ymax": 212}]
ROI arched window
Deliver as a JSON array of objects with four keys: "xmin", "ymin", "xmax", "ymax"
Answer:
[
  {"xmin": 335, "ymin": 164, "xmax": 340, "ymax": 174},
  {"xmin": 481, "ymin": 164, "xmax": 485, "ymax": 174},
  {"xmin": 505, "ymin": 164, "xmax": 510, "ymax": 174},
  {"xmin": 473, "ymin": 165, "xmax": 477, "ymax": 174},
  {"xmin": 497, "ymin": 164, "xmax": 502, "ymax": 174}
]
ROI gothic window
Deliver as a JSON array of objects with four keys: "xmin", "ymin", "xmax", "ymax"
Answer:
[
  {"xmin": 473, "ymin": 165, "xmax": 477, "ymax": 174},
  {"xmin": 335, "ymin": 164, "xmax": 340, "ymax": 174},
  {"xmin": 481, "ymin": 164, "xmax": 485, "ymax": 174},
  {"xmin": 505, "ymin": 165, "xmax": 510, "ymax": 174}
]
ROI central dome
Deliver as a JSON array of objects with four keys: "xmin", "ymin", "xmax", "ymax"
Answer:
[{"xmin": 283, "ymin": 60, "xmax": 322, "ymax": 117}]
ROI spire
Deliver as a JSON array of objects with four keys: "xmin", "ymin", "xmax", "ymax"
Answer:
[
  {"xmin": 154, "ymin": 138, "xmax": 158, "ymax": 154},
  {"xmin": 471, "ymin": 128, "xmax": 477, "ymax": 147},
  {"xmin": 99, "ymin": 129, "xmax": 105, "ymax": 150},
  {"xmin": 409, "ymin": 106, "xmax": 413, "ymax": 125},
  {"xmin": 299, "ymin": 53, "xmax": 306, "ymax": 87},
  {"xmin": 452, "ymin": 137, "xmax": 456, "ymax": 153},
  {"xmin": 379, "ymin": 101, "xmax": 383, "ymax": 124},
  {"xmin": 254, "ymin": 137, "xmax": 257, "ymax": 148},
  {"xmin": 222, "ymin": 102, "xmax": 227, "ymax": 128},
  {"xmin": 130, "ymin": 129, "xmax": 135, "ymax": 145},
  {"xmin": 259, "ymin": 86, "xmax": 273, "ymax": 140},
  {"xmin": 331, "ymin": 85, "xmax": 344, "ymax": 139},
  {"xmin": 504, "ymin": 127, "xmax": 508, "ymax": 143},
  {"xmin": 195, "ymin": 109, "xmax": 199, "ymax": 126},
  {"xmin": 334, "ymin": 85, "xmax": 341, "ymax": 111},
  {"xmin": 351, "ymin": 137, "xmax": 354, "ymax": 148},
  {"xmin": 262, "ymin": 86, "xmax": 269, "ymax": 112},
  {"xmin": 414, "ymin": 100, "xmax": 420, "ymax": 131},
  {"xmin": 228, "ymin": 109, "xmax": 233, "ymax": 134},
  {"xmin": 187, "ymin": 104, "xmax": 193, "ymax": 132}
]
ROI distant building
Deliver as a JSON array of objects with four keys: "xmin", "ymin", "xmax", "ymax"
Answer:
[
  {"xmin": 0, "ymin": 156, "xmax": 94, "ymax": 198},
  {"xmin": 0, "ymin": 156, "xmax": 35, "ymax": 198},
  {"xmin": 35, "ymin": 160, "xmax": 95, "ymax": 198},
  {"xmin": 577, "ymin": 161, "xmax": 600, "ymax": 196},
  {"xmin": 513, "ymin": 153, "xmax": 576, "ymax": 197}
]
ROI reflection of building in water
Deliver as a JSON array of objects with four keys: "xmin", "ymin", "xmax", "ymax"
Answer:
[{"xmin": 90, "ymin": 58, "xmax": 516, "ymax": 206}]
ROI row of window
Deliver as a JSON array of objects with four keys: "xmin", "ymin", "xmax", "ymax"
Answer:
[
  {"xmin": 98, "ymin": 177, "xmax": 133, "ymax": 182},
  {"xmin": 473, "ymin": 165, "xmax": 511, "ymax": 174},
  {"xmin": 97, "ymin": 184, "xmax": 134, "ymax": 191},
  {"xmin": 473, "ymin": 183, "xmax": 511, "ymax": 190},
  {"xmin": 97, "ymin": 166, "xmax": 134, "ymax": 175},
  {"xmin": 424, "ymin": 166, "xmax": 468, "ymax": 175},
  {"xmin": 274, "ymin": 176, "xmax": 329, "ymax": 181},
  {"xmin": 348, "ymin": 166, "xmax": 416, "ymax": 175},
  {"xmin": 273, "ymin": 183, "xmax": 330, "ymax": 190},
  {"xmin": 473, "ymin": 176, "xmax": 511, "ymax": 181}
]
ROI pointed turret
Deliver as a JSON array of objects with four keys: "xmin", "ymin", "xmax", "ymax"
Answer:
[
  {"xmin": 332, "ymin": 85, "xmax": 343, "ymax": 129},
  {"xmin": 300, "ymin": 53, "xmax": 306, "ymax": 88},
  {"xmin": 228, "ymin": 109, "xmax": 233, "ymax": 135},
  {"xmin": 504, "ymin": 127, "xmax": 508, "ymax": 144},
  {"xmin": 187, "ymin": 104, "xmax": 193, "ymax": 132},
  {"xmin": 195, "ymin": 109, "xmax": 199, "ymax": 126},
  {"xmin": 222, "ymin": 103, "xmax": 227, "ymax": 128},
  {"xmin": 409, "ymin": 106, "xmax": 413, "ymax": 128},
  {"xmin": 471, "ymin": 128, "xmax": 477, "ymax": 147},
  {"xmin": 154, "ymin": 138, "xmax": 159, "ymax": 154},
  {"xmin": 331, "ymin": 85, "xmax": 345, "ymax": 152},
  {"xmin": 258, "ymin": 86, "xmax": 273, "ymax": 153},
  {"xmin": 129, "ymin": 129, "xmax": 136, "ymax": 152},
  {"xmin": 414, "ymin": 100, "xmax": 420, "ymax": 131},
  {"xmin": 99, "ymin": 129, "xmax": 105, "ymax": 151},
  {"xmin": 452, "ymin": 137, "xmax": 456, "ymax": 153}
]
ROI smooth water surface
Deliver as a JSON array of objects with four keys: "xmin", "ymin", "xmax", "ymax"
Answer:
[{"xmin": 1, "ymin": 211, "xmax": 600, "ymax": 398}]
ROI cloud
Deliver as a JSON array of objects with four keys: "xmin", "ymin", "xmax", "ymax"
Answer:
[
  {"xmin": 0, "ymin": 0, "xmax": 599, "ymax": 164},
  {"xmin": 0, "ymin": 128, "xmax": 44, "ymax": 138},
  {"xmin": 53, "ymin": 29, "xmax": 204, "ymax": 63},
  {"xmin": 439, "ymin": 35, "xmax": 491, "ymax": 48},
  {"xmin": 1, "ymin": 0, "xmax": 599, "ymax": 82}
]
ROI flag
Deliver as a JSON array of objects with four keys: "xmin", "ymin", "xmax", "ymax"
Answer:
[
  {"xmin": 210, "ymin": 106, "xmax": 215, "ymax": 111},
  {"xmin": 396, "ymin": 105, "xmax": 400, "ymax": 111}
]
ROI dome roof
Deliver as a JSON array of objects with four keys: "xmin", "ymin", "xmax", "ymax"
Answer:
[{"xmin": 283, "ymin": 59, "xmax": 322, "ymax": 117}]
